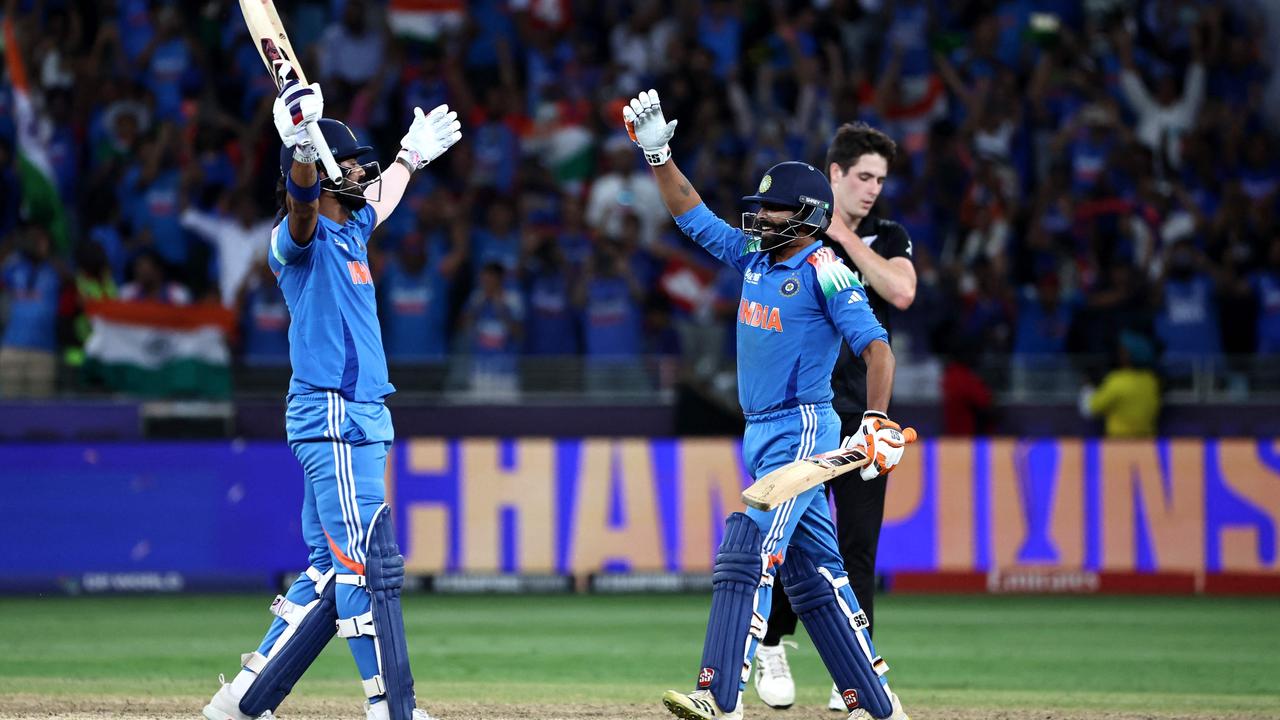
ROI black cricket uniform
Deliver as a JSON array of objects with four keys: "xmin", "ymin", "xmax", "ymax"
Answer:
[{"xmin": 764, "ymin": 215, "xmax": 913, "ymax": 643}]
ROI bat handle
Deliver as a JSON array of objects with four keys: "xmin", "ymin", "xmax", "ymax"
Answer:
[{"xmin": 306, "ymin": 122, "xmax": 343, "ymax": 189}]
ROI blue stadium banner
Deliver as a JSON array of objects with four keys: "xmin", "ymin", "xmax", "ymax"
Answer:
[{"xmin": 2, "ymin": 438, "xmax": 1278, "ymax": 589}]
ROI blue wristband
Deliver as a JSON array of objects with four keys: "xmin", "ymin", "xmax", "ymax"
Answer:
[{"xmin": 286, "ymin": 175, "xmax": 321, "ymax": 203}]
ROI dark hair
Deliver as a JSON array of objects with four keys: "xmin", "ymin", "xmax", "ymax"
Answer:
[
  {"xmin": 825, "ymin": 122, "xmax": 897, "ymax": 174},
  {"xmin": 274, "ymin": 176, "xmax": 287, "ymax": 225}
]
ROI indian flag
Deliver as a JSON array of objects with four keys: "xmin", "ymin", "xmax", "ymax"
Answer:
[
  {"xmin": 83, "ymin": 301, "xmax": 236, "ymax": 399},
  {"xmin": 3, "ymin": 16, "xmax": 69, "ymax": 251},
  {"xmin": 388, "ymin": 0, "xmax": 465, "ymax": 41}
]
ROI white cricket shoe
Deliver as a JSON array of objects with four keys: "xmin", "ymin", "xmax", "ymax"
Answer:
[
  {"xmin": 844, "ymin": 690, "xmax": 909, "ymax": 720},
  {"xmin": 661, "ymin": 689, "xmax": 743, "ymax": 720},
  {"xmin": 365, "ymin": 701, "xmax": 438, "ymax": 720},
  {"xmin": 828, "ymin": 683, "xmax": 844, "ymax": 711},
  {"xmin": 752, "ymin": 641, "xmax": 796, "ymax": 708},
  {"xmin": 201, "ymin": 675, "xmax": 275, "ymax": 720}
]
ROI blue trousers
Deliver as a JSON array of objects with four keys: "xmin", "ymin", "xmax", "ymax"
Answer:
[
  {"xmin": 256, "ymin": 390, "xmax": 394, "ymax": 691},
  {"xmin": 733, "ymin": 403, "xmax": 886, "ymax": 701}
]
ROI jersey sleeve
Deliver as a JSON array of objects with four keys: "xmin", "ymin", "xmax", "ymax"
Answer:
[
  {"xmin": 808, "ymin": 246, "xmax": 888, "ymax": 356},
  {"xmin": 878, "ymin": 221, "xmax": 914, "ymax": 261},
  {"xmin": 269, "ymin": 217, "xmax": 315, "ymax": 268},
  {"xmin": 673, "ymin": 203, "xmax": 754, "ymax": 274}
]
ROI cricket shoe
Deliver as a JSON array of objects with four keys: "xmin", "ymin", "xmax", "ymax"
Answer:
[
  {"xmin": 840, "ymin": 688, "xmax": 910, "ymax": 720},
  {"xmin": 752, "ymin": 640, "xmax": 796, "ymax": 708},
  {"xmin": 365, "ymin": 701, "xmax": 438, "ymax": 720},
  {"xmin": 201, "ymin": 675, "xmax": 275, "ymax": 720},
  {"xmin": 661, "ymin": 689, "xmax": 742, "ymax": 720}
]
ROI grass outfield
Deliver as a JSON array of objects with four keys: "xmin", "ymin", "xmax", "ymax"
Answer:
[{"xmin": 0, "ymin": 593, "xmax": 1277, "ymax": 718}]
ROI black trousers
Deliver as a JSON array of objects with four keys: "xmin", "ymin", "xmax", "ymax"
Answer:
[{"xmin": 764, "ymin": 414, "xmax": 889, "ymax": 643}]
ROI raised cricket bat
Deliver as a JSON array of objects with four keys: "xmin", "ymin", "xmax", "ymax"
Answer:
[
  {"xmin": 741, "ymin": 427, "xmax": 918, "ymax": 511},
  {"xmin": 239, "ymin": 0, "xmax": 343, "ymax": 183}
]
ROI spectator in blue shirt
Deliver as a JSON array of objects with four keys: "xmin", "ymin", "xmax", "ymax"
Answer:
[
  {"xmin": 0, "ymin": 226, "xmax": 62, "ymax": 397},
  {"xmin": 1155, "ymin": 240, "xmax": 1222, "ymax": 375},
  {"xmin": 238, "ymin": 262, "xmax": 290, "ymax": 366},
  {"xmin": 122, "ymin": 124, "xmax": 188, "ymax": 269},
  {"xmin": 1251, "ymin": 237, "xmax": 1280, "ymax": 355},
  {"xmin": 135, "ymin": 7, "xmax": 199, "ymax": 123},
  {"xmin": 521, "ymin": 231, "xmax": 579, "ymax": 356},
  {"xmin": 380, "ymin": 230, "xmax": 462, "ymax": 362},
  {"xmin": 460, "ymin": 262, "xmax": 523, "ymax": 396},
  {"xmin": 577, "ymin": 240, "xmax": 647, "ymax": 393},
  {"xmin": 1013, "ymin": 273, "xmax": 1077, "ymax": 366},
  {"xmin": 470, "ymin": 197, "xmax": 521, "ymax": 279}
]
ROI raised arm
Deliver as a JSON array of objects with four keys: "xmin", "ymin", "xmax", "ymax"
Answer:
[
  {"xmin": 623, "ymin": 89, "xmax": 701, "ymax": 216},
  {"xmin": 367, "ymin": 105, "xmax": 462, "ymax": 228},
  {"xmin": 271, "ymin": 62, "xmax": 324, "ymax": 245},
  {"xmin": 623, "ymin": 90, "xmax": 752, "ymax": 273}
]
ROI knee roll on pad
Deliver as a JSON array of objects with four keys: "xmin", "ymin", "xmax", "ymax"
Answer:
[
  {"xmin": 240, "ymin": 566, "xmax": 338, "ymax": 716},
  {"xmin": 698, "ymin": 512, "xmax": 771, "ymax": 713},
  {"xmin": 779, "ymin": 548, "xmax": 892, "ymax": 718}
]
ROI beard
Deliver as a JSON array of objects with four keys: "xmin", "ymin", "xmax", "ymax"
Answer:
[{"xmin": 336, "ymin": 190, "xmax": 368, "ymax": 214}]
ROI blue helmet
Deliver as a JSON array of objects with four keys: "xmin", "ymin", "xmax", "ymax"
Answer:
[
  {"xmin": 278, "ymin": 119, "xmax": 377, "ymax": 195},
  {"xmin": 741, "ymin": 161, "xmax": 833, "ymax": 252}
]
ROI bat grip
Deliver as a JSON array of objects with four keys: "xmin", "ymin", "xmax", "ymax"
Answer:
[{"xmin": 306, "ymin": 123, "xmax": 343, "ymax": 187}]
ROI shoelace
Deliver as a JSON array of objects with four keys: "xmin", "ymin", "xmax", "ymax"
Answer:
[{"xmin": 757, "ymin": 640, "xmax": 798, "ymax": 678}]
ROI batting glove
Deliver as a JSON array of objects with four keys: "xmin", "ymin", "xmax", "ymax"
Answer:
[
  {"xmin": 849, "ymin": 411, "xmax": 909, "ymax": 481},
  {"xmin": 397, "ymin": 104, "xmax": 462, "ymax": 171},
  {"xmin": 622, "ymin": 89, "xmax": 677, "ymax": 166},
  {"xmin": 273, "ymin": 62, "xmax": 323, "ymax": 154}
]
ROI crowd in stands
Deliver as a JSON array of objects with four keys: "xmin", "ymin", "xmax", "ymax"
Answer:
[{"xmin": 1, "ymin": 0, "xmax": 1278, "ymax": 402}]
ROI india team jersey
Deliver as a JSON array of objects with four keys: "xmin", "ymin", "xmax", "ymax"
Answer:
[
  {"xmin": 675, "ymin": 203, "xmax": 888, "ymax": 416},
  {"xmin": 268, "ymin": 206, "xmax": 394, "ymax": 402}
]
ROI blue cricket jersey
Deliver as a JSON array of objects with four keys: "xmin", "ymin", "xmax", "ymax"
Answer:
[
  {"xmin": 268, "ymin": 206, "xmax": 395, "ymax": 401},
  {"xmin": 675, "ymin": 203, "xmax": 888, "ymax": 416}
]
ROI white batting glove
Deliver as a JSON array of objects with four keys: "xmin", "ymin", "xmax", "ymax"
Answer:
[
  {"xmin": 397, "ymin": 104, "xmax": 462, "ymax": 170},
  {"xmin": 273, "ymin": 62, "xmax": 323, "ymax": 156},
  {"xmin": 847, "ymin": 411, "xmax": 910, "ymax": 481},
  {"xmin": 622, "ymin": 89, "xmax": 677, "ymax": 166}
]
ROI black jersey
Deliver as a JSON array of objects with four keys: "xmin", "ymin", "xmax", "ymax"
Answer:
[{"xmin": 827, "ymin": 215, "xmax": 914, "ymax": 416}]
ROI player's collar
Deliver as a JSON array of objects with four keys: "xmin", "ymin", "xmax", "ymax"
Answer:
[
  {"xmin": 773, "ymin": 238, "xmax": 823, "ymax": 269},
  {"xmin": 855, "ymin": 214, "xmax": 878, "ymax": 235}
]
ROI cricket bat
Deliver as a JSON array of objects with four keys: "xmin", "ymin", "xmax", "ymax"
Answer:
[
  {"xmin": 741, "ymin": 427, "xmax": 918, "ymax": 511},
  {"xmin": 239, "ymin": 0, "xmax": 343, "ymax": 183}
]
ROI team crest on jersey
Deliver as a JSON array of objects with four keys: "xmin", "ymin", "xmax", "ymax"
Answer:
[
  {"xmin": 758, "ymin": 174, "xmax": 772, "ymax": 193},
  {"xmin": 780, "ymin": 277, "xmax": 800, "ymax": 297}
]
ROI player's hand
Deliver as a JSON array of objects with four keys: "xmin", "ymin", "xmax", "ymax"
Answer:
[
  {"xmin": 397, "ymin": 104, "xmax": 462, "ymax": 170},
  {"xmin": 848, "ymin": 412, "xmax": 913, "ymax": 481},
  {"xmin": 273, "ymin": 62, "xmax": 324, "ymax": 145},
  {"xmin": 622, "ymin": 89, "xmax": 677, "ymax": 166}
]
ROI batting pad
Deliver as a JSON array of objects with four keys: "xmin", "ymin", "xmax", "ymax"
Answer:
[
  {"xmin": 698, "ymin": 512, "xmax": 771, "ymax": 713},
  {"xmin": 779, "ymin": 547, "xmax": 892, "ymax": 718},
  {"xmin": 362, "ymin": 504, "xmax": 417, "ymax": 720},
  {"xmin": 239, "ymin": 566, "xmax": 338, "ymax": 715}
]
